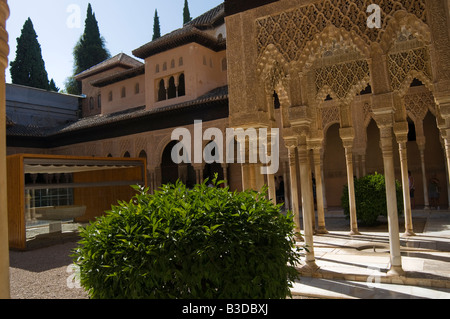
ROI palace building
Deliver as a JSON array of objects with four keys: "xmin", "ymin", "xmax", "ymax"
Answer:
[{"xmin": 3, "ymin": 0, "xmax": 450, "ymax": 272}]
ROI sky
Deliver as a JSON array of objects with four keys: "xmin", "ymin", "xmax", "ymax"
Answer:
[{"xmin": 5, "ymin": 0, "xmax": 224, "ymax": 90}]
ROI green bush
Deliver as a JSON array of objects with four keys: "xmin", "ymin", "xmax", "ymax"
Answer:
[
  {"xmin": 73, "ymin": 178, "xmax": 302, "ymax": 299},
  {"xmin": 341, "ymin": 173, "xmax": 403, "ymax": 226}
]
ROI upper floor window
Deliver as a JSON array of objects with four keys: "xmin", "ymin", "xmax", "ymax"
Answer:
[
  {"xmin": 179, "ymin": 57, "xmax": 183, "ymax": 66},
  {"xmin": 121, "ymin": 87, "xmax": 126, "ymax": 98},
  {"xmin": 135, "ymin": 83, "xmax": 140, "ymax": 95},
  {"xmin": 203, "ymin": 56, "xmax": 207, "ymax": 66},
  {"xmin": 89, "ymin": 97, "xmax": 94, "ymax": 110},
  {"xmin": 171, "ymin": 59, "xmax": 175, "ymax": 68},
  {"xmin": 158, "ymin": 79, "xmax": 166, "ymax": 102},
  {"xmin": 163, "ymin": 62, "xmax": 167, "ymax": 71},
  {"xmin": 178, "ymin": 74, "xmax": 185, "ymax": 97},
  {"xmin": 155, "ymin": 64, "xmax": 160, "ymax": 73},
  {"xmin": 108, "ymin": 91, "xmax": 113, "ymax": 102},
  {"xmin": 168, "ymin": 77, "xmax": 177, "ymax": 99}
]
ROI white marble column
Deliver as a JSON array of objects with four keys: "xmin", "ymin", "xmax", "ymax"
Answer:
[
  {"xmin": 379, "ymin": 125, "xmax": 404, "ymax": 275},
  {"xmin": 394, "ymin": 122, "xmax": 415, "ymax": 236},
  {"xmin": 313, "ymin": 147, "xmax": 328, "ymax": 234},
  {"xmin": 340, "ymin": 127, "xmax": 360, "ymax": 235},
  {"xmin": 298, "ymin": 142, "xmax": 318, "ymax": 270},
  {"xmin": 287, "ymin": 145, "xmax": 302, "ymax": 240}
]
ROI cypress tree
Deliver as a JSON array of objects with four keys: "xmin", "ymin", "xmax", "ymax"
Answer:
[
  {"xmin": 152, "ymin": 9, "xmax": 161, "ymax": 41},
  {"xmin": 183, "ymin": 0, "xmax": 192, "ymax": 25},
  {"xmin": 65, "ymin": 3, "xmax": 110, "ymax": 94},
  {"xmin": 10, "ymin": 18, "xmax": 50, "ymax": 90},
  {"xmin": 49, "ymin": 79, "xmax": 59, "ymax": 92}
]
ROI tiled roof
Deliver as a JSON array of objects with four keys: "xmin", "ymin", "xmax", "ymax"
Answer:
[
  {"xmin": 75, "ymin": 53, "xmax": 143, "ymax": 80},
  {"xmin": 133, "ymin": 3, "xmax": 226, "ymax": 59},
  {"xmin": 185, "ymin": 3, "xmax": 225, "ymax": 28},
  {"xmin": 90, "ymin": 65, "xmax": 145, "ymax": 87},
  {"xmin": 7, "ymin": 86, "xmax": 229, "ymax": 138}
]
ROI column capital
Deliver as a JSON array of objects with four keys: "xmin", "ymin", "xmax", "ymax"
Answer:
[{"xmin": 393, "ymin": 121, "xmax": 409, "ymax": 144}]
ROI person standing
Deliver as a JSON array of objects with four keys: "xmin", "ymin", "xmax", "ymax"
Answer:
[{"xmin": 408, "ymin": 171, "xmax": 415, "ymax": 209}]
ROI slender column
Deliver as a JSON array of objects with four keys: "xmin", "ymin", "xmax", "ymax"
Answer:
[
  {"xmin": 340, "ymin": 128, "xmax": 360, "ymax": 235},
  {"xmin": 418, "ymin": 146, "xmax": 430, "ymax": 209},
  {"xmin": 313, "ymin": 148, "xmax": 328, "ymax": 234},
  {"xmin": 221, "ymin": 164, "xmax": 228, "ymax": 187},
  {"xmin": 320, "ymin": 149, "xmax": 328, "ymax": 214},
  {"xmin": 394, "ymin": 122, "xmax": 415, "ymax": 236},
  {"xmin": 267, "ymin": 172, "xmax": 277, "ymax": 205},
  {"xmin": 241, "ymin": 163, "xmax": 251, "ymax": 190},
  {"xmin": 361, "ymin": 154, "xmax": 367, "ymax": 177},
  {"xmin": 379, "ymin": 125, "xmax": 404, "ymax": 275},
  {"xmin": 298, "ymin": 142, "xmax": 318, "ymax": 270},
  {"xmin": 287, "ymin": 145, "xmax": 302, "ymax": 240},
  {"xmin": 282, "ymin": 161, "xmax": 290, "ymax": 211}
]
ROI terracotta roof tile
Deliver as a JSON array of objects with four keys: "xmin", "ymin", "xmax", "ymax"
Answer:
[{"xmin": 75, "ymin": 53, "xmax": 143, "ymax": 80}]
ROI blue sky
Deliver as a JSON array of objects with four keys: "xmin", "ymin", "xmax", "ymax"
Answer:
[{"xmin": 5, "ymin": 0, "xmax": 224, "ymax": 90}]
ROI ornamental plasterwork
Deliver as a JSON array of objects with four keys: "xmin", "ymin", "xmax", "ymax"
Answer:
[
  {"xmin": 404, "ymin": 89, "xmax": 437, "ymax": 122},
  {"xmin": 255, "ymin": 0, "xmax": 427, "ymax": 63},
  {"xmin": 320, "ymin": 104, "xmax": 340, "ymax": 130},
  {"xmin": 315, "ymin": 59, "xmax": 371, "ymax": 104}
]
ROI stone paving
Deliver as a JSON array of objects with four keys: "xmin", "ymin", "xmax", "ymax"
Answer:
[{"xmin": 291, "ymin": 209, "xmax": 450, "ymax": 299}]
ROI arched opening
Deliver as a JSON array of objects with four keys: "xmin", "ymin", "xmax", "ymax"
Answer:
[
  {"xmin": 168, "ymin": 76, "xmax": 177, "ymax": 99},
  {"xmin": 178, "ymin": 74, "xmax": 186, "ymax": 97},
  {"xmin": 138, "ymin": 150, "xmax": 147, "ymax": 159},
  {"xmin": 161, "ymin": 141, "xmax": 195, "ymax": 187},
  {"xmin": 203, "ymin": 141, "xmax": 224, "ymax": 183},
  {"xmin": 323, "ymin": 123, "xmax": 346, "ymax": 207},
  {"xmin": 158, "ymin": 79, "xmax": 166, "ymax": 101},
  {"xmin": 123, "ymin": 151, "xmax": 131, "ymax": 158}
]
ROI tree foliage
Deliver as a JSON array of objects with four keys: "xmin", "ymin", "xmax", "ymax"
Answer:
[
  {"xmin": 152, "ymin": 9, "xmax": 161, "ymax": 41},
  {"xmin": 341, "ymin": 173, "xmax": 403, "ymax": 226},
  {"xmin": 73, "ymin": 178, "xmax": 302, "ymax": 299},
  {"xmin": 183, "ymin": 0, "xmax": 192, "ymax": 25},
  {"xmin": 65, "ymin": 3, "xmax": 110, "ymax": 94},
  {"xmin": 10, "ymin": 18, "xmax": 50, "ymax": 90}
]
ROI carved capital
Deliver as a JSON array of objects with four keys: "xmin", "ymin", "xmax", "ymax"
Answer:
[
  {"xmin": 393, "ymin": 121, "xmax": 409, "ymax": 144},
  {"xmin": 339, "ymin": 127, "xmax": 355, "ymax": 149}
]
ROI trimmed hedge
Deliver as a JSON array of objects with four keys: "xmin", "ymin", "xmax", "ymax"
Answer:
[
  {"xmin": 73, "ymin": 178, "xmax": 302, "ymax": 299},
  {"xmin": 341, "ymin": 173, "xmax": 403, "ymax": 226}
]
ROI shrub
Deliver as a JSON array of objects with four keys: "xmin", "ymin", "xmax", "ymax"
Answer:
[
  {"xmin": 73, "ymin": 178, "xmax": 302, "ymax": 299},
  {"xmin": 341, "ymin": 173, "xmax": 403, "ymax": 226}
]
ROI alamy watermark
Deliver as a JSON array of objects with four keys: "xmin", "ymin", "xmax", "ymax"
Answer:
[
  {"xmin": 367, "ymin": 4, "xmax": 382, "ymax": 29},
  {"xmin": 171, "ymin": 120, "xmax": 280, "ymax": 175},
  {"xmin": 66, "ymin": 4, "xmax": 81, "ymax": 29}
]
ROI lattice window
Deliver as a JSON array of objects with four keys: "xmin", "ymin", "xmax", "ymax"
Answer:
[
  {"xmin": 404, "ymin": 90, "xmax": 437, "ymax": 121},
  {"xmin": 315, "ymin": 60, "xmax": 370, "ymax": 100},
  {"xmin": 388, "ymin": 47, "xmax": 432, "ymax": 91}
]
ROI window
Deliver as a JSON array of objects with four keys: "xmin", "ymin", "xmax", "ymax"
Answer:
[
  {"xmin": 163, "ymin": 62, "xmax": 167, "ymax": 71},
  {"xmin": 178, "ymin": 73, "xmax": 186, "ymax": 97},
  {"xmin": 158, "ymin": 79, "xmax": 166, "ymax": 101},
  {"xmin": 168, "ymin": 77, "xmax": 177, "ymax": 99},
  {"xmin": 171, "ymin": 59, "xmax": 175, "ymax": 68},
  {"xmin": 121, "ymin": 87, "xmax": 126, "ymax": 98},
  {"xmin": 179, "ymin": 57, "xmax": 183, "ymax": 66},
  {"xmin": 273, "ymin": 91, "xmax": 280, "ymax": 109},
  {"xmin": 123, "ymin": 151, "xmax": 131, "ymax": 158},
  {"xmin": 155, "ymin": 64, "xmax": 160, "ymax": 73},
  {"xmin": 108, "ymin": 91, "xmax": 113, "ymax": 102},
  {"xmin": 135, "ymin": 83, "xmax": 140, "ymax": 94},
  {"xmin": 89, "ymin": 97, "xmax": 94, "ymax": 110},
  {"xmin": 203, "ymin": 56, "xmax": 207, "ymax": 65},
  {"xmin": 222, "ymin": 58, "xmax": 227, "ymax": 71}
]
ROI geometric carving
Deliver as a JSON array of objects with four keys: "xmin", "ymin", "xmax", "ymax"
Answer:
[
  {"xmin": 256, "ymin": 0, "xmax": 427, "ymax": 62},
  {"xmin": 388, "ymin": 47, "xmax": 432, "ymax": 91},
  {"xmin": 404, "ymin": 89, "xmax": 437, "ymax": 122},
  {"xmin": 315, "ymin": 60, "xmax": 370, "ymax": 101},
  {"xmin": 320, "ymin": 104, "xmax": 340, "ymax": 130}
]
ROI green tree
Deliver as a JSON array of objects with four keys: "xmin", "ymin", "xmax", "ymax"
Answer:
[
  {"xmin": 152, "ymin": 9, "xmax": 161, "ymax": 41},
  {"xmin": 49, "ymin": 79, "xmax": 59, "ymax": 92},
  {"xmin": 10, "ymin": 18, "xmax": 50, "ymax": 90},
  {"xmin": 183, "ymin": 0, "xmax": 192, "ymax": 25},
  {"xmin": 65, "ymin": 3, "xmax": 110, "ymax": 95}
]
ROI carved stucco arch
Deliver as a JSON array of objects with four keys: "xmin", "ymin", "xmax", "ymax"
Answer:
[{"xmin": 380, "ymin": 10, "xmax": 432, "ymax": 54}]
